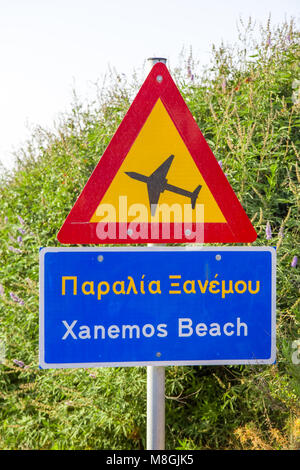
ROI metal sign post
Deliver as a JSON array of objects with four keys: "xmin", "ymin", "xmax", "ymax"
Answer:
[
  {"xmin": 146, "ymin": 235, "xmax": 166, "ymax": 451},
  {"xmin": 48, "ymin": 56, "xmax": 270, "ymax": 454},
  {"xmin": 147, "ymin": 365, "xmax": 165, "ymax": 450}
]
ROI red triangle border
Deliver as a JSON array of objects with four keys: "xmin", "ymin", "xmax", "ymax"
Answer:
[{"xmin": 57, "ymin": 63, "xmax": 257, "ymax": 244}]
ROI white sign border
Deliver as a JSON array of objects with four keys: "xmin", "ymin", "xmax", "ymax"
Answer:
[{"xmin": 39, "ymin": 246, "xmax": 276, "ymax": 369}]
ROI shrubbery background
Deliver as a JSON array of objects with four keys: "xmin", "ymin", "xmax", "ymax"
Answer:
[{"xmin": 0, "ymin": 18, "xmax": 299, "ymax": 450}]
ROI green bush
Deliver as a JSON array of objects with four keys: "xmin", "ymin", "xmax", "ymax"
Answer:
[{"xmin": 0, "ymin": 18, "xmax": 299, "ymax": 450}]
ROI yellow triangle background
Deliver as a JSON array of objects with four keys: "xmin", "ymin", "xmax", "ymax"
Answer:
[{"xmin": 90, "ymin": 99, "xmax": 226, "ymax": 223}]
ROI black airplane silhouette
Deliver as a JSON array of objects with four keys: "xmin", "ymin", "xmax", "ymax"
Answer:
[{"xmin": 125, "ymin": 155, "xmax": 202, "ymax": 216}]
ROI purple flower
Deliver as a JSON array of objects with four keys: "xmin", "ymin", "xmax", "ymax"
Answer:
[
  {"xmin": 4, "ymin": 216, "xmax": 8, "ymax": 224},
  {"xmin": 8, "ymin": 246, "xmax": 22, "ymax": 254},
  {"xmin": 0, "ymin": 284, "xmax": 4, "ymax": 296},
  {"xmin": 13, "ymin": 359, "xmax": 25, "ymax": 368},
  {"xmin": 291, "ymin": 256, "xmax": 298, "ymax": 268},
  {"xmin": 266, "ymin": 222, "xmax": 272, "ymax": 240},
  {"xmin": 221, "ymin": 78, "xmax": 226, "ymax": 93},
  {"xmin": 17, "ymin": 215, "xmax": 25, "ymax": 225},
  {"xmin": 218, "ymin": 160, "xmax": 223, "ymax": 169},
  {"xmin": 187, "ymin": 52, "xmax": 194, "ymax": 81},
  {"xmin": 187, "ymin": 65, "xmax": 194, "ymax": 82},
  {"xmin": 278, "ymin": 226, "xmax": 284, "ymax": 238},
  {"xmin": 17, "ymin": 236, "xmax": 23, "ymax": 244},
  {"xmin": 18, "ymin": 227, "xmax": 26, "ymax": 235},
  {"xmin": 9, "ymin": 292, "xmax": 24, "ymax": 305}
]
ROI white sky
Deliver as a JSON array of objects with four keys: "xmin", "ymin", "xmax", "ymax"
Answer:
[{"xmin": 0, "ymin": 0, "xmax": 299, "ymax": 170}]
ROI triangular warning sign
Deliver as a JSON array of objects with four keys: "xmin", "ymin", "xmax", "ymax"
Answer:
[{"xmin": 57, "ymin": 62, "xmax": 257, "ymax": 244}]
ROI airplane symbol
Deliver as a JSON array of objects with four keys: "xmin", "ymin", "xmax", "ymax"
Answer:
[{"xmin": 125, "ymin": 155, "xmax": 202, "ymax": 216}]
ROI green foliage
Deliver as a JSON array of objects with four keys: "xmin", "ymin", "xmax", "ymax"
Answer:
[{"xmin": 0, "ymin": 18, "xmax": 299, "ymax": 450}]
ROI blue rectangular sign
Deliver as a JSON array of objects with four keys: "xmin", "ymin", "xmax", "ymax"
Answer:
[{"xmin": 39, "ymin": 247, "xmax": 276, "ymax": 368}]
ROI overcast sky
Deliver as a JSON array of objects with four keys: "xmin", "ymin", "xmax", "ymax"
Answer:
[{"xmin": 0, "ymin": 0, "xmax": 299, "ymax": 170}]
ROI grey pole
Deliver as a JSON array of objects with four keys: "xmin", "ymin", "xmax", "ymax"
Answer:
[
  {"xmin": 145, "ymin": 54, "xmax": 167, "ymax": 445},
  {"xmin": 146, "ymin": 246, "xmax": 166, "ymax": 449},
  {"xmin": 146, "ymin": 57, "xmax": 167, "ymax": 74},
  {"xmin": 147, "ymin": 365, "xmax": 165, "ymax": 450}
]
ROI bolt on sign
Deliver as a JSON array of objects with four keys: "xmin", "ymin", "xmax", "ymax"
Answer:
[{"xmin": 57, "ymin": 63, "xmax": 257, "ymax": 244}]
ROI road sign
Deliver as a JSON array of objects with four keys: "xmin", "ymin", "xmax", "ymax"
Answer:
[
  {"xmin": 39, "ymin": 247, "xmax": 276, "ymax": 368},
  {"xmin": 57, "ymin": 63, "xmax": 257, "ymax": 244}
]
